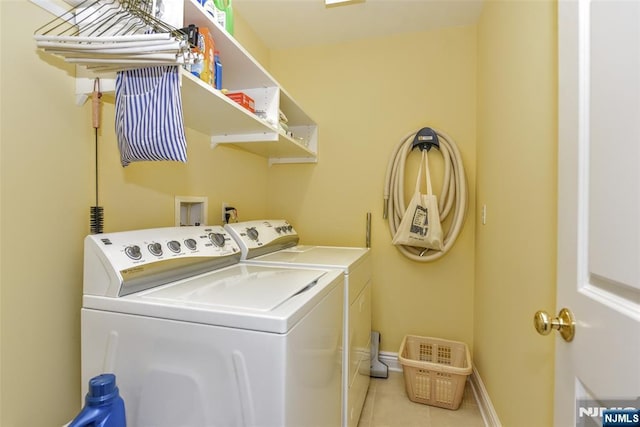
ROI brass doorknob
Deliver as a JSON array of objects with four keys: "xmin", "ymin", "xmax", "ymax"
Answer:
[{"xmin": 533, "ymin": 308, "xmax": 575, "ymax": 342}]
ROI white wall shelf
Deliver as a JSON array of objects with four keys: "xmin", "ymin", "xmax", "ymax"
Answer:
[
  {"xmin": 182, "ymin": 0, "xmax": 318, "ymax": 164},
  {"xmin": 32, "ymin": 0, "xmax": 319, "ymax": 165},
  {"xmin": 181, "ymin": 71, "xmax": 317, "ymax": 164}
]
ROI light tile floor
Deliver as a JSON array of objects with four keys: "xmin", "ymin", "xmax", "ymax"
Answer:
[{"xmin": 357, "ymin": 371, "xmax": 485, "ymax": 427}]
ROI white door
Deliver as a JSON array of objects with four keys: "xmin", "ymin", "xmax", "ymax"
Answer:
[{"xmin": 554, "ymin": 0, "xmax": 640, "ymax": 426}]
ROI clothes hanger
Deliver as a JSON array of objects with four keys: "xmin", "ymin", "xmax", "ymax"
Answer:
[{"xmin": 33, "ymin": 0, "xmax": 195, "ymax": 71}]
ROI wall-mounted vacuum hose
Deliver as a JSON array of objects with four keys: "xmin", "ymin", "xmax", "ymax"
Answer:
[{"xmin": 383, "ymin": 127, "xmax": 467, "ymax": 262}]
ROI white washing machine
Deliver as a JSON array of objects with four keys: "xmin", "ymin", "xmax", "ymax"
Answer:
[
  {"xmin": 82, "ymin": 225, "xmax": 343, "ymax": 427},
  {"xmin": 225, "ymin": 220, "xmax": 371, "ymax": 427}
]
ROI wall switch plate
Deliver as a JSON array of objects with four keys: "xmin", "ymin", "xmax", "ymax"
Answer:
[{"xmin": 175, "ymin": 196, "xmax": 208, "ymax": 226}]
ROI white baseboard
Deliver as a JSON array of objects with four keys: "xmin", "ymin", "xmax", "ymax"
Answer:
[
  {"xmin": 373, "ymin": 352, "xmax": 501, "ymax": 427},
  {"xmin": 378, "ymin": 350, "xmax": 402, "ymax": 372},
  {"xmin": 469, "ymin": 365, "xmax": 502, "ymax": 427}
]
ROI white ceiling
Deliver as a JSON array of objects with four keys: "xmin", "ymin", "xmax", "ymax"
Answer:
[{"xmin": 232, "ymin": 0, "xmax": 485, "ymax": 50}]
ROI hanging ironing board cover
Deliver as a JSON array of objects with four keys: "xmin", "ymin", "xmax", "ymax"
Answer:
[{"xmin": 115, "ymin": 65, "xmax": 187, "ymax": 166}]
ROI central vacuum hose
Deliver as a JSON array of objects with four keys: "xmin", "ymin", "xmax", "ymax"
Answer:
[{"xmin": 383, "ymin": 128, "xmax": 467, "ymax": 262}]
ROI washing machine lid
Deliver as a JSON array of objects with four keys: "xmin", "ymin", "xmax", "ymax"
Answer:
[
  {"xmin": 140, "ymin": 264, "xmax": 323, "ymax": 311},
  {"xmin": 83, "ymin": 264, "xmax": 342, "ymax": 334},
  {"xmin": 251, "ymin": 245, "xmax": 369, "ymax": 272}
]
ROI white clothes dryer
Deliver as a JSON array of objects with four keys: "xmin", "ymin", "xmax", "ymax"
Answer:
[
  {"xmin": 82, "ymin": 225, "xmax": 343, "ymax": 427},
  {"xmin": 225, "ymin": 220, "xmax": 371, "ymax": 427}
]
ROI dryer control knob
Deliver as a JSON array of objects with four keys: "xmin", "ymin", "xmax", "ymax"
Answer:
[
  {"xmin": 209, "ymin": 232, "xmax": 226, "ymax": 247},
  {"xmin": 167, "ymin": 240, "xmax": 181, "ymax": 253},
  {"xmin": 184, "ymin": 238, "xmax": 197, "ymax": 250},
  {"xmin": 148, "ymin": 242, "xmax": 163, "ymax": 256},
  {"xmin": 246, "ymin": 227, "xmax": 259, "ymax": 241},
  {"xmin": 125, "ymin": 245, "xmax": 142, "ymax": 260}
]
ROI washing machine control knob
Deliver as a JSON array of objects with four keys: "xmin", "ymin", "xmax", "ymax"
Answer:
[
  {"xmin": 167, "ymin": 240, "xmax": 181, "ymax": 253},
  {"xmin": 125, "ymin": 245, "xmax": 142, "ymax": 260},
  {"xmin": 246, "ymin": 227, "xmax": 259, "ymax": 241},
  {"xmin": 184, "ymin": 238, "xmax": 197, "ymax": 250},
  {"xmin": 148, "ymin": 242, "xmax": 163, "ymax": 257},
  {"xmin": 209, "ymin": 232, "xmax": 226, "ymax": 247}
]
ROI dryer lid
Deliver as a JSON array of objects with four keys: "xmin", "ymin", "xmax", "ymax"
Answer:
[{"xmin": 254, "ymin": 245, "xmax": 369, "ymax": 271}]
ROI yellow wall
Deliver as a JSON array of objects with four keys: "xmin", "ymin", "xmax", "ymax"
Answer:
[
  {"xmin": 232, "ymin": 11, "xmax": 270, "ymax": 71},
  {"xmin": 0, "ymin": 2, "xmax": 271, "ymax": 425},
  {"xmin": 1, "ymin": 0, "xmax": 558, "ymax": 425},
  {"xmin": 0, "ymin": 2, "xmax": 3, "ymax": 421},
  {"xmin": 2, "ymin": 4, "xmax": 88, "ymax": 425},
  {"xmin": 475, "ymin": 1, "xmax": 557, "ymax": 426},
  {"xmin": 267, "ymin": 28, "xmax": 477, "ymax": 354}
]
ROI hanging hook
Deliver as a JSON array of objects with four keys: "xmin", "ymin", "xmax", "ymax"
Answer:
[
  {"xmin": 92, "ymin": 78, "xmax": 102, "ymax": 129},
  {"xmin": 411, "ymin": 127, "xmax": 440, "ymax": 152}
]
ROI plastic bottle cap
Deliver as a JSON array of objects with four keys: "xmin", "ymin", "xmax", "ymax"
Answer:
[{"xmin": 86, "ymin": 373, "xmax": 120, "ymax": 406}]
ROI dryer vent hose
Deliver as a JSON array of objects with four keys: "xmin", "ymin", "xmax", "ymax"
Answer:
[{"xmin": 383, "ymin": 128, "xmax": 467, "ymax": 262}]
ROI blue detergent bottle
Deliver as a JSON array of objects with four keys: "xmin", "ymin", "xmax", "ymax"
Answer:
[{"xmin": 69, "ymin": 373, "xmax": 126, "ymax": 427}]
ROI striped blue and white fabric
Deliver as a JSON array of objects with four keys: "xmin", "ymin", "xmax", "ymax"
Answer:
[{"xmin": 115, "ymin": 66, "xmax": 187, "ymax": 167}]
